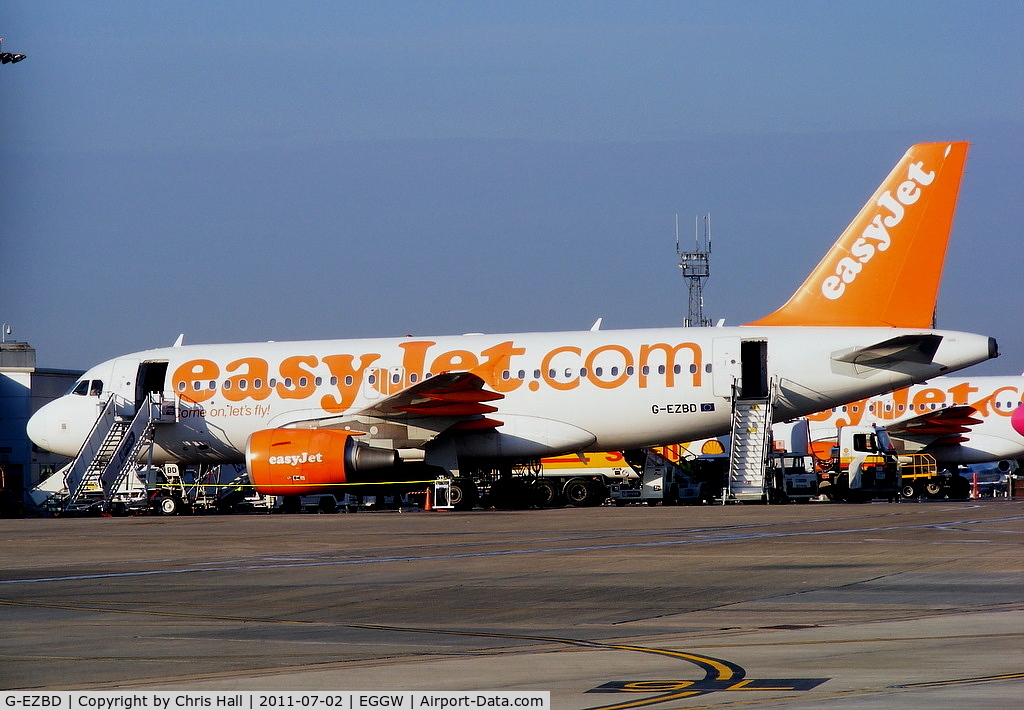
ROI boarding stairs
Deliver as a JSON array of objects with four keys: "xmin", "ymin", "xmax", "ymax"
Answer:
[
  {"xmin": 61, "ymin": 394, "xmax": 174, "ymax": 513},
  {"xmin": 725, "ymin": 379, "xmax": 776, "ymax": 503}
]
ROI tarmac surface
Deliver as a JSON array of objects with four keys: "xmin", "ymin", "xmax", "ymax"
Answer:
[{"xmin": 1, "ymin": 500, "xmax": 1022, "ymax": 708}]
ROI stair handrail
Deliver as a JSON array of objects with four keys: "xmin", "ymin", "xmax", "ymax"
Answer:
[
  {"xmin": 62, "ymin": 394, "xmax": 121, "ymax": 499},
  {"xmin": 101, "ymin": 396, "xmax": 161, "ymax": 505}
]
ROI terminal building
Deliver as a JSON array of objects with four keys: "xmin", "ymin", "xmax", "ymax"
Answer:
[{"xmin": 0, "ymin": 341, "xmax": 82, "ymax": 515}]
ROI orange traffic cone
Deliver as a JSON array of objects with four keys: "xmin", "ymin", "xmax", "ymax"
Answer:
[{"xmin": 424, "ymin": 486, "xmax": 434, "ymax": 511}]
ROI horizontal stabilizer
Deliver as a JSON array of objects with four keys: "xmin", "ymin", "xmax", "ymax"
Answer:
[{"xmin": 832, "ymin": 333, "xmax": 943, "ymax": 367}]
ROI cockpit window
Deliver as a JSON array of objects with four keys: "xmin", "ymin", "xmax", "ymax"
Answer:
[{"xmin": 69, "ymin": 379, "xmax": 104, "ymax": 397}]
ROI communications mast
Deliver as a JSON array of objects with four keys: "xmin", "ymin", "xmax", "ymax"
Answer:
[{"xmin": 676, "ymin": 213, "xmax": 712, "ymax": 327}]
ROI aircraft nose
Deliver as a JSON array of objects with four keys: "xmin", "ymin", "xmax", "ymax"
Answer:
[{"xmin": 26, "ymin": 405, "xmax": 52, "ymax": 451}]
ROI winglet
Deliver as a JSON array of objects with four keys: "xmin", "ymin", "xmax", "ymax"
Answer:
[{"xmin": 747, "ymin": 142, "xmax": 969, "ymax": 328}]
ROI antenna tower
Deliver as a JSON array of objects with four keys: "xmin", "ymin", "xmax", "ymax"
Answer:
[{"xmin": 676, "ymin": 214, "xmax": 712, "ymax": 327}]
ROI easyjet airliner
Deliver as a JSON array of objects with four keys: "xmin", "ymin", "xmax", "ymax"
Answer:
[
  {"xmin": 805, "ymin": 374, "xmax": 1024, "ymax": 468},
  {"xmin": 27, "ymin": 142, "xmax": 998, "ymax": 497}
]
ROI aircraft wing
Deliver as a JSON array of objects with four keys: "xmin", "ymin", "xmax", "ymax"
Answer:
[
  {"xmin": 280, "ymin": 371, "xmax": 505, "ymax": 451},
  {"xmin": 886, "ymin": 404, "xmax": 982, "ymax": 446},
  {"xmin": 355, "ymin": 372, "xmax": 503, "ymax": 427}
]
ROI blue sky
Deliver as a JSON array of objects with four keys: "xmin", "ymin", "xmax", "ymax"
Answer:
[{"xmin": 2, "ymin": 2, "xmax": 1022, "ymax": 375}]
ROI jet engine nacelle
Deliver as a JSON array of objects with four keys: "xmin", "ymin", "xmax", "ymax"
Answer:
[{"xmin": 246, "ymin": 429, "xmax": 399, "ymax": 496}]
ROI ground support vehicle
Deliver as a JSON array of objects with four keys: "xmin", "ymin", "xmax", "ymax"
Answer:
[
  {"xmin": 812, "ymin": 424, "xmax": 972, "ymax": 501},
  {"xmin": 897, "ymin": 453, "xmax": 970, "ymax": 499},
  {"xmin": 765, "ymin": 452, "xmax": 818, "ymax": 503},
  {"xmin": 815, "ymin": 425, "xmax": 901, "ymax": 502},
  {"xmin": 529, "ymin": 452, "xmax": 632, "ymax": 508},
  {"xmin": 684, "ymin": 421, "xmax": 818, "ymax": 504},
  {"xmin": 442, "ymin": 449, "xmax": 702, "ymax": 509},
  {"xmin": 608, "ymin": 449, "xmax": 708, "ymax": 505},
  {"xmin": 445, "ymin": 454, "xmax": 629, "ymax": 510}
]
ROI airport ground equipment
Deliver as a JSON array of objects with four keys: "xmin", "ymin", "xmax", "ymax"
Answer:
[
  {"xmin": 608, "ymin": 449, "xmax": 708, "ymax": 505},
  {"xmin": 810, "ymin": 424, "xmax": 971, "ymax": 501},
  {"xmin": 724, "ymin": 392, "xmax": 774, "ymax": 501},
  {"xmin": 29, "ymin": 393, "xmax": 177, "ymax": 514},
  {"xmin": 897, "ymin": 453, "xmax": 970, "ymax": 499},
  {"xmin": 24, "ymin": 392, "xmax": 277, "ymax": 515},
  {"xmin": 764, "ymin": 452, "xmax": 818, "ymax": 502},
  {"xmin": 815, "ymin": 425, "xmax": 902, "ymax": 502},
  {"xmin": 528, "ymin": 452, "xmax": 632, "ymax": 508},
  {"xmin": 689, "ymin": 419, "xmax": 818, "ymax": 504}
]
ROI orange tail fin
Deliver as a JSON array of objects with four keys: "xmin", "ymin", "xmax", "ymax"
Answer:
[{"xmin": 747, "ymin": 142, "xmax": 969, "ymax": 328}]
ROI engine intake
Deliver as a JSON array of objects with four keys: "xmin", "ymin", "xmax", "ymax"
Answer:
[{"xmin": 246, "ymin": 429, "xmax": 400, "ymax": 496}]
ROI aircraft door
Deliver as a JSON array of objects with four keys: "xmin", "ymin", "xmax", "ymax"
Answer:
[
  {"xmin": 109, "ymin": 358, "xmax": 141, "ymax": 413},
  {"xmin": 712, "ymin": 338, "xmax": 741, "ymax": 397},
  {"xmin": 739, "ymin": 340, "xmax": 769, "ymax": 398},
  {"xmin": 136, "ymin": 361, "xmax": 169, "ymax": 408}
]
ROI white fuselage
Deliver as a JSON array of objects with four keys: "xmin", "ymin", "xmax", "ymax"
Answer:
[
  {"xmin": 805, "ymin": 375, "xmax": 1024, "ymax": 465},
  {"xmin": 28, "ymin": 326, "xmax": 997, "ymax": 471}
]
